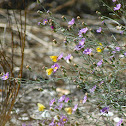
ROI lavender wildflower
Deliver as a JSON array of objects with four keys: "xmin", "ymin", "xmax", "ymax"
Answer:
[
  {"xmin": 51, "ymin": 63, "xmax": 59, "ymax": 73},
  {"xmin": 97, "ymin": 59, "xmax": 103, "ymax": 67},
  {"xmin": 58, "ymin": 95, "xmax": 66, "ymax": 102},
  {"xmin": 57, "ymin": 53, "xmax": 63, "ymax": 60},
  {"xmin": 83, "ymin": 94, "xmax": 87, "ymax": 104},
  {"xmin": 65, "ymin": 97, "xmax": 70, "ymax": 103},
  {"xmin": 74, "ymin": 38, "xmax": 85, "ymax": 51},
  {"xmin": 2, "ymin": 72, "xmax": 9, "ymax": 80},
  {"xmin": 49, "ymin": 98, "xmax": 55, "ymax": 106},
  {"xmin": 83, "ymin": 48, "xmax": 92, "ymax": 55},
  {"xmin": 60, "ymin": 115, "xmax": 68, "ymax": 124},
  {"xmin": 99, "ymin": 81, "xmax": 104, "ymax": 85},
  {"xmin": 72, "ymin": 104, "xmax": 78, "ymax": 113},
  {"xmin": 114, "ymin": 4, "xmax": 121, "ymax": 11},
  {"xmin": 90, "ymin": 85, "xmax": 96, "ymax": 93},
  {"xmin": 38, "ymin": 22, "xmax": 41, "ymax": 25},
  {"xmin": 58, "ymin": 103, "xmax": 63, "ymax": 110},
  {"xmin": 68, "ymin": 18, "xmax": 75, "ymax": 26},
  {"xmin": 43, "ymin": 19, "xmax": 48, "ymax": 25},
  {"xmin": 115, "ymin": 47, "xmax": 120, "ymax": 51},
  {"xmin": 64, "ymin": 54, "xmax": 72, "ymax": 63},
  {"xmin": 116, "ymin": 119, "xmax": 123, "ymax": 126},
  {"xmin": 96, "ymin": 27, "xmax": 102, "ymax": 33},
  {"xmin": 100, "ymin": 106, "xmax": 109, "ymax": 113},
  {"xmin": 78, "ymin": 27, "xmax": 88, "ymax": 37}
]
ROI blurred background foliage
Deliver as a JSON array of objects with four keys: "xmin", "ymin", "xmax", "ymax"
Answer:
[{"xmin": 0, "ymin": 0, "xmax": 125, "ymax": 16}]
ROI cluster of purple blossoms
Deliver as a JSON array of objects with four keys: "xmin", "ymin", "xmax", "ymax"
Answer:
[
  {"xmin": 111, "ymin": 47, "xmax": 121, "ymax": 56},
  {"xmin": 58, "ymin": 95, "xmax": 70, "ymax": 103},
  {"xmin": 49, "ymin": 115, "xmax": 68, "ymax": 126},
  {"xmin": 49, "ymin": 95, "xmax": 70, "ymax": 111}
]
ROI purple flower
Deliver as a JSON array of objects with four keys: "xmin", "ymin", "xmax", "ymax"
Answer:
[
  {"xmin": 114, "ymin": 4, "xmax": 121, "ymax": 11},
  {"xmin": 124, "ymin": 52, "xmax": 126, "ymax": 56},
  {"xmin": 99, "ymin": 81, "xmax": 104, "ymax": 85},
  {"xmin": 38, "ymin": 22, "xmax": 41, "ymax": 25},
  {"xmin": 102, "ymin": 20, "xmax": 105, "ymax": 24},
  {"xmin": 74, "ymin": 38, "xmax": 85, "ymax": 51},
  {"xmin": 116, "ymin": 119, "xmax": 123, "ymax": 126},
  {"xmin": 51, "ymin": 25, "xmax": 54, "ymax": 29},
  {"xmin": 72, "ymin": 104, "xmax": 78, "ymax": 113},
  {"xmin": 112, "ymin": 51, "xmax": 116, "ymax": 54},
  {"xmin": 112, "ymin": 0, "xmax": 116, "ymax": 2},
  {"xmin": 64, "ymin": 54, "xmax": 72, "ymax": 63},
  {"xmin": 115, "ymin": 47, "xmax": 120, "ymax": 51},
  {"xmin": 57, "ymin": 53, "xmax": 63, "ymax": 60},
  {"xmin": 49, "ymin": 120, "xmax": 55, "ymax": 126},
  {"xmin": 96, "ymin": 27, "xmax": 102, "ymax": 33},
  {"xmin": 47, "ymin": 10, "xmax": 50, "ymax": 13},
  {"xmin": 78, "ymin": 27, "xmax": 88, "ymax": 37},
  {"xmin": 64, "ymin": 54, "xmax": 71, "ymax": 61},
  {"xmin": 60, "ymin": 115, "xmax": 68, "ymax": 124},
  {"xmin": 65, "ymin": 97, "xmax": 70, "ymax": 103},
  {"xmin": 55, "ymin": 122, "xmax": 61, "ymax": 126},
  {"xmin": 100, "ymin": 106, "xmax": 109, "ymax": 113},
  {"xmin": 22, "ymin": 124, "xmax": 26, "ymax": 126},
  {"xmin": 2, "ymin": 72, "xmax": 9, "ymax": 80},
  {"xmin": 68, "ymin": 18, "xmax": 75, "ymax": 26},
  {"xmin": 110, "ymin": 55, "xmax": 115, "ymax": 61},
  {"xmin": 97, "ymin": 59, "xmax": 103, "ymax": 67},
  {"xmin": 58, "ymin": 103, "xmax": 63, "ymax": 110},
  {"xmin": 120, "ymin": 31, "xmax": 123, "ymax": 34},
  {"xmin": 49, "ymin": 98, "xmax": 55, "ymax": 106},
  {"xmin": 51, "ymin": 63, "xmax": 59, "ymax": 73},
  {"xmin": 83, "ymin": 48, "xmax": 92, "ymax": 55},
  {"xmin": 58, "ymin": 95, "xmax": 66, "ymax": 102},
  {"xmin": 90, "ymin": 85, "xmax": 96, "ymax": 93},
  {"xmin": 83, "ymin": 94, "xmax": 87, "ymax": 104},
  {"xmin": 43, "ymin": 19, "xmax": 48, "ymax": 25}
]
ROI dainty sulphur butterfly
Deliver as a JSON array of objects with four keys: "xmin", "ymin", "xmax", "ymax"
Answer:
[
  {"xmin": 50, "ymin": 56, "xmax": 58, "ymax": 62},
  {"xmin": 37, "ymin": 103, "xmax": 46, "ymax": 111}
]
